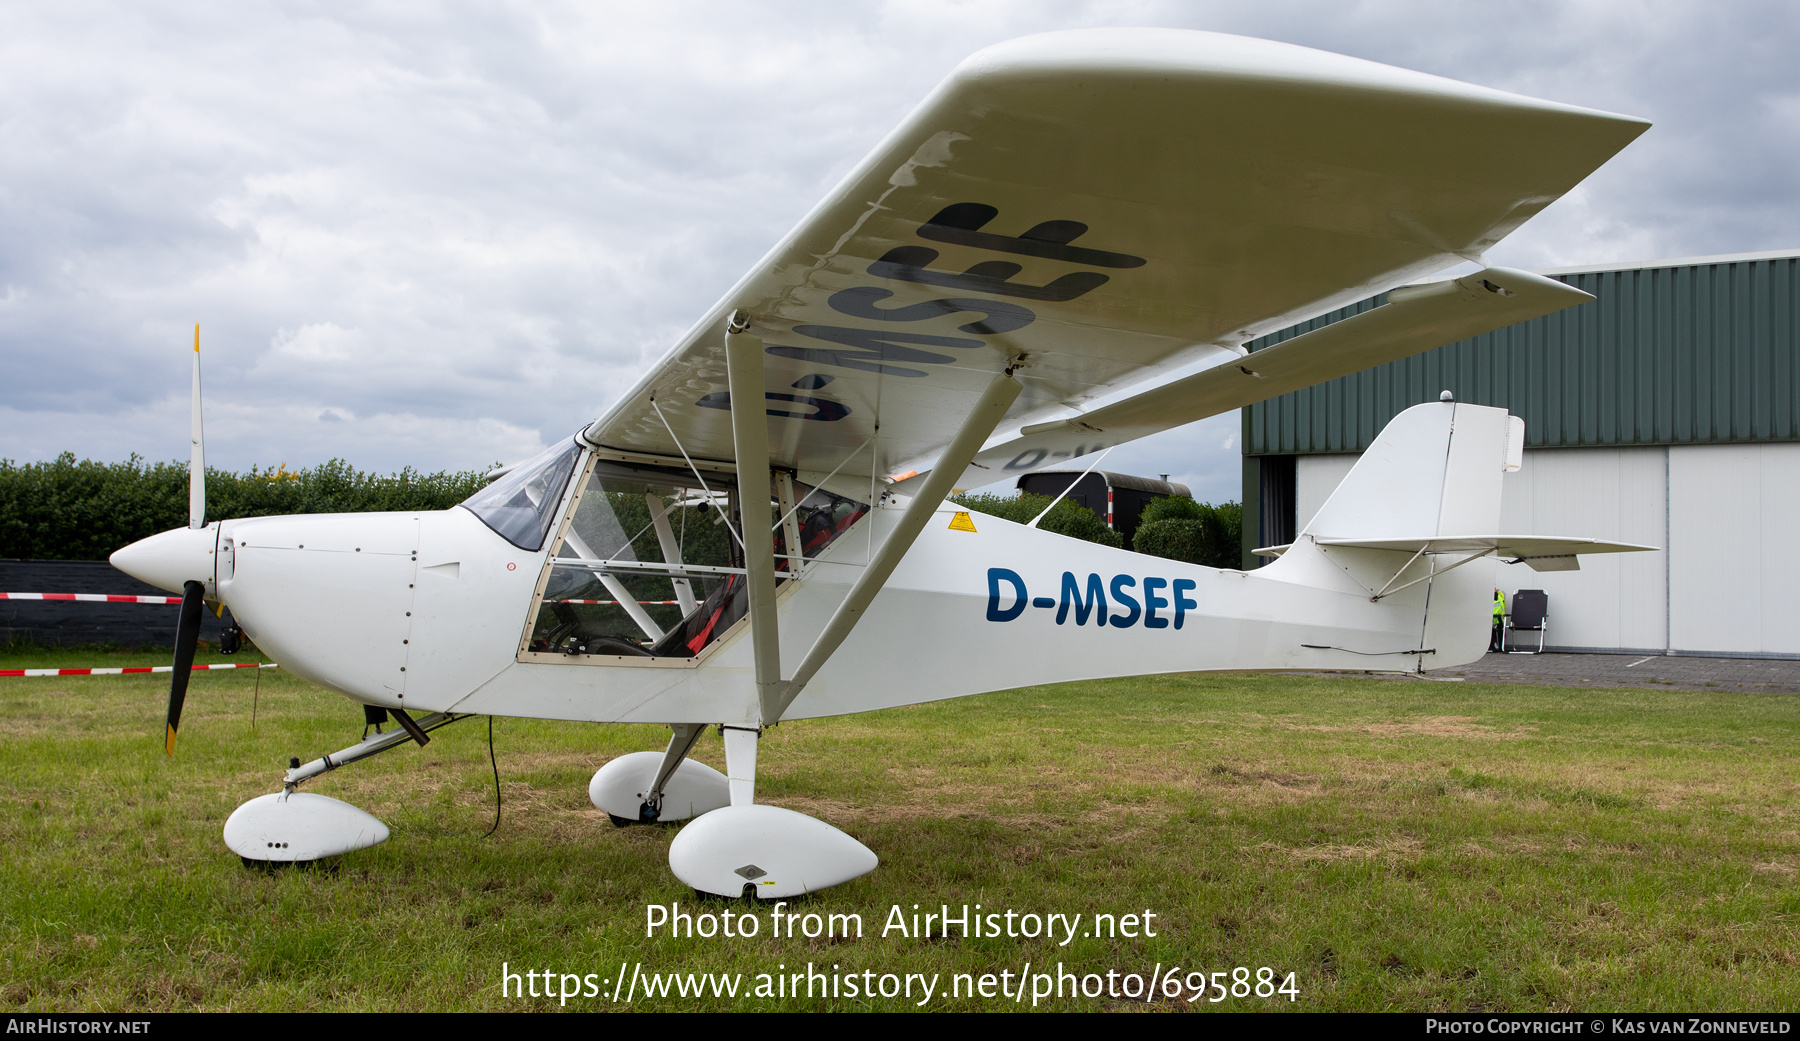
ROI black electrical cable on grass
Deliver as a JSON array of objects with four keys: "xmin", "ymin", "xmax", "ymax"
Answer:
[
  {"xmin": 1301, "ymin": 644, "xmax": 1436, "ymax": 656},
  {"xmin": 479, "ymin": 715, "xmax": 501, "ymax": 839}
]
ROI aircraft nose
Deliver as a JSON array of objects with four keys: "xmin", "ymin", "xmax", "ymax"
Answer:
[{"xmin": 110, "ymin": 525, "xmax": 217, "ymax": 596}]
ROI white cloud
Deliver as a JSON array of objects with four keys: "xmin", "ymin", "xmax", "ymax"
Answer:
[{"xmin": 267, "ymin": 323, "xmax": 365, "ymax": 365}]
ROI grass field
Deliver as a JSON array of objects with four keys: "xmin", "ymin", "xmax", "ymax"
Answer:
[{"xmin": 2, "ymin": 642, "xmax": 1797, "ymax": 1012}]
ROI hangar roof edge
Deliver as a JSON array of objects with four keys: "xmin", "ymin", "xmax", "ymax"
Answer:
[
  {"xmin": 1531, "ymin": 247, "xmax": 1800, "ymax": 276},
  {"xmin": 1245, "ymin": 247, "xmax": 1800, "ymax": 459}
]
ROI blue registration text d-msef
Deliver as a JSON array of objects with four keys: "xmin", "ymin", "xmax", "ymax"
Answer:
[{"xmin": 986, "ymin": 567, "xmax": 1197, "ymax": 629}]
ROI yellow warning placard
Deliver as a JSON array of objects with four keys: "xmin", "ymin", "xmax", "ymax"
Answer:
[{"xmin": 947, "ymin": 511, "xmax": 978, "ymax": 533}]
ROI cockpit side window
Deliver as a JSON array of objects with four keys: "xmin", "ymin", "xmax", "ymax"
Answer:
[
  {"xmin": 459, "ymin": 439, "xmax": 584, "ymax": 551},
  {"xmin": 788, "ymin": 481, "xmax": 868, "ymax": 563},
  {"xmin": 518, "ymin": 463, "xmax": 869, "ymax": 664}
]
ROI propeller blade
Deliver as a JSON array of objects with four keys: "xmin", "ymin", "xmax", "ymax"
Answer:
[
  {"xmin": 189, "ymin": 324, "xmax": 205, "ymax": 529},
  {"xmin": 166, "ymin": 580, "xmax": 205, "ymax": 756}
]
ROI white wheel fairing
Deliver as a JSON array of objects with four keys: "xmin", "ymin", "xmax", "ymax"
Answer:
[
  {"xmin": 589, "ymin": 751, "xmax": 731, "ymax": 822},
  {"xmin": 669, "ymin": 805, "xmax": 877, "ymax": 898},
  {"xmin": 223, "ymin": 792, "xmax": 390, "ymax": 862}
]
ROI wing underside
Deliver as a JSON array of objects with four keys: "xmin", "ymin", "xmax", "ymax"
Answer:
[{"xmin": 583, "ymin": 29, "xmax": 1648, "ymax": 488}]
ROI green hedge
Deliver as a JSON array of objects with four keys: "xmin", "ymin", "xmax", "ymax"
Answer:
[
  {"xmin": 946, "ymin": 491, "xmax": 1243, "ymax": 564},
  {"xmin": 949, "ymin": 492, "xmax": 1124, "ymax": 548},
  {"xmin": 1132, "ymin": 497, "xmax": 1243, "ymax": 569},
  {"xmin": 6, "ymin": 452, "xmax": 1231, "ymax": 566},
  {"xmin": 0, "ymin": 454, "xmax": 494, "ymax": 561}
]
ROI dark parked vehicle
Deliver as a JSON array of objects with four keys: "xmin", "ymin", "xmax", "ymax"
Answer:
[{"xmin": 1014, "ymin": 470, "xmax": 1190, "ymax": 549}]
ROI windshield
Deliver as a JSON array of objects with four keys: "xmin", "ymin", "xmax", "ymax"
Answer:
[{"xmin": 460, "ymin": 439, "xmax": 583, "ymax": 550}]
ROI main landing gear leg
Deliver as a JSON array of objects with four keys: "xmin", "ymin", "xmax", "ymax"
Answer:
[
  {"xmin": 645, "ymin": 723, "xmax": 710, "ymax": 820},
  {"xmin": 588, "ymin": 723, "xmax": 730, "ymax": 826},
  {"xmin": 722, "ymin": 725, "xmax": 757, "ymax": 807},
  {"xmin": 636, "ymin": 324, "xmax": 1017, "ymax": 898}
]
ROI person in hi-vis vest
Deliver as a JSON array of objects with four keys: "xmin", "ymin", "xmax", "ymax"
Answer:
[{"xmin": 1490, "ymin": 588, "xmax": 1507, "ymax": 652}]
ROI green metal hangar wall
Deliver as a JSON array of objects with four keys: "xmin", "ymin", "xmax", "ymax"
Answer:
[{"xmin": 1241, "ymin": 249, "xmax": 1800, "ymax": 658}]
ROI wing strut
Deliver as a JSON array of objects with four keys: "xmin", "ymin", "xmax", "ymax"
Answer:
[
  {"xmin": 725, "ymin": 313, "xmax": 1023, "ymax": 724},
  {"xmin": 724, "ymin": 314, "xmax": 786, "ymax": 723},
  {"xmin": 768, "ymin": 368, "xmax": 1023, "ymax": 724}
]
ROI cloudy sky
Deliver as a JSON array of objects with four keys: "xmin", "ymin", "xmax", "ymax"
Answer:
[{"xmin": 3, "ymin": 1, "xmax": 1796, "ymax": 503}]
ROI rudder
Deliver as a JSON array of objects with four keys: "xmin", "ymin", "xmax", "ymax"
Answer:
[{"xmin": 1303, "ymin": 397, "xmax": 1515, "ymax": 543}]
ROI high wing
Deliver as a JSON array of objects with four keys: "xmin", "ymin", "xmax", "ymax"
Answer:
[{"xmin": 582, "ymin": 29, "xmax": 1648, "ymax": 491}]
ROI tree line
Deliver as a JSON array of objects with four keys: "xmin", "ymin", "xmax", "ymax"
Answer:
[
  {"xmin": 951, "ymin": 491, "xmax": 1243, "ymax": 569},
  {"xmin": 3, "ymin": 451, "xmax": 1243, "ymax": 569},
  {"xmin": 0, "ymin": 454, "xmax": 493, "ymax": 561}
]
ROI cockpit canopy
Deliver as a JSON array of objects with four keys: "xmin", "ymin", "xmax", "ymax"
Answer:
[
  {"xmin": 466, "ymin": 439, "xmax": 869, "ymax": 662},
  {"xmin": 458, "ymin": 439, "xmax": 583, "ymax": 551}
]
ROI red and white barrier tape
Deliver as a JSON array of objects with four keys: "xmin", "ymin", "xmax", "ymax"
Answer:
[
  {"xmin": 10, "ymin": 592, "xmax": 689, "ymax": 607},
  {"xmin": 1, "ymin": 592, "xmax": 183, "ymax": 604},
  {"xmin": 1, "ymin": 663, "xmax": 279, "ymax": 678},
  {"xmin": 554, "ymin": 599, "xmax": 683, "ymax": 605}
]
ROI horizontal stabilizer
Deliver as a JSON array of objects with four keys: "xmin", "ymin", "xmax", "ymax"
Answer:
[
  {"xmin": 913, "ymin": 266, "xmax": 1591, "ymax": 490},
  {"xmin": 1313, "ymin": 534, "xmax": 1658, "ymax": 572}
]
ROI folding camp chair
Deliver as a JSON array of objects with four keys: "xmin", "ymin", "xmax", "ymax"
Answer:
[{"xmin": 1504, "ymin": 589, "xmax": 1548, "ymax": 653}]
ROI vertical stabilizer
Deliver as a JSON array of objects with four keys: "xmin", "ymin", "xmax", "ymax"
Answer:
[
  {"xmin": 1303, "ymin": 398, "xmax": 1509, "ymax": 541},
  {"xmin": 1264, "ymin": 396, "xmax": 1515, "ymax": 670}
]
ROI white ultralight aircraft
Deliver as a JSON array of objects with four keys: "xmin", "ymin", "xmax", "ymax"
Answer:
[{"xmin": 113, "ymin": 29, "xmax": 1656, "ymax": 898}]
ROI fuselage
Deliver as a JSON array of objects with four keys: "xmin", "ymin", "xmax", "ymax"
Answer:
[{"xmin": 112, "ymin": 468, "xmax": 1493, "ymax": 727}]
